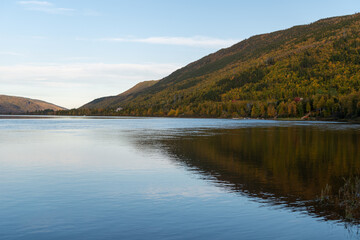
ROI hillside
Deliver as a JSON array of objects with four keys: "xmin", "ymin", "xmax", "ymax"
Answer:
[
  {"xmin": 0, "ymin": 95, "xmax": 66, "ymax": 114},
  {"xmin": 77, "ymin": 13, "xmax": 360, "ymax": 119},
  {"xmin": 81, "ymin": 80, "xmax": 158, "ymax": 109}
]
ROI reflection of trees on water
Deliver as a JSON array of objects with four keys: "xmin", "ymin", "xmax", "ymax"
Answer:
[{"xmin": 139, "ymin": 126, "xmax": 360, "ymax": 223}]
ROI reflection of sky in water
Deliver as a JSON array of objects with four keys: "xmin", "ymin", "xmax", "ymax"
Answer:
[{"xmin": 0, "ymin": 117, "xmax": 358, "ymax": 239}]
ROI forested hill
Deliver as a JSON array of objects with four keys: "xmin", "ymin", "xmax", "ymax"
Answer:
[
  {"xmin": 76, "ymin": 13, "xmax": 360, "ymax": 119},
  {"xmin": 81, "ymin": 80, "xmax": 158, "ymax": 109},
  {"xmin": 0, "ymin": 95, "xmax": 65, "ymax": 114}
]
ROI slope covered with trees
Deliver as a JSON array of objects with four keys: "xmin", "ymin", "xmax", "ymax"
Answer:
[
  {"xmin": 0, "ymin": 95, "xmax": 65, "ymax": 114},
  {"xmin": 81, "ymin": 80, "xmax": 158, "ymax": 110},
  {"xmin": 74, "ymin": 13, "xmax": 360, "ymax": 119}
]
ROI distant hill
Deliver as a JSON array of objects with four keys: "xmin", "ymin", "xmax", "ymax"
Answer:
[
  {"xmin": 81, "ymin": 80, "xmax": 158, "ymax": 109},
  {"xmin": 78, "ymin": 13, "xmax": 360, "ymax": 119},
  {"xmin": 0, "ymin": 95, "xmax": 66, "ymax": 114}
]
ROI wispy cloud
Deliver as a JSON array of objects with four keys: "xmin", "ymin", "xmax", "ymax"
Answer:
[
  {"xmin": 82, "ymin": 9, "xmax": 101, "ymax": 16},
  {"xmin": 0, "ymin": 51, "xmax": 24, "ymax": 56},
  {"xmin": 0, "ymin": 63, "xmax": 179, "ymax": 85},
  {"xmin": 96, "ymin": 36, "xmax": 239, "ymax": 48},
  {"xmin": 17, "ymin": 1, "xmax": 75, "ymax": 14},
  {"xmin": 29, "ymin": 35, "xmax": 47, "ymax": 39},
  {"xmin": 0, "ymin": 63, "xmax": 180, "ymax": 108},
  {"xmin": 18, "ymin": 1, "xmax": 52, "ymax": 6}
]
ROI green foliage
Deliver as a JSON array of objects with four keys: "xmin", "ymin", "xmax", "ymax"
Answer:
[{"xmin": 59, "ymin": 13, "xmax": 360, "ymax": 120}]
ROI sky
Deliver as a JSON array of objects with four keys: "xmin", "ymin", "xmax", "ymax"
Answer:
[{"xmin": 1, "ymin": 0, "xmax": 360, "ymax": 108}]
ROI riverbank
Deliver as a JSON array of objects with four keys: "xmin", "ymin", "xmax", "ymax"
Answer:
[{"xmin": 2, "ymin": 114, "xmax": 360, "ymax": 124}]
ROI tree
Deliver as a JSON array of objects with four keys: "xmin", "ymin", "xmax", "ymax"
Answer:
[
  {"xmin": 251, "ymin": 104, "xmax": 261, "ymax": 118},
  {"xmin": 316, "ymin": 96, "xmax": 326, "ymax": 114},
  {"xmin": 267, "ymin": 104, "xmax": 277, "ymax": 118},
  {"xmin": 288, "ymin": 101, "xmax": 297, "ymax": 117},
  {"xmin": 168, "ymin": 109, "xmax": 176, "ymax": 117},
  {"xmin": 259, "ymin": 103, "xmax": 266, "ymax": 117},
  {"xmin": 325, "ymin": 98, "xmax": 335, "ymax": 117},
  {"xmin": 277, "ymin": 102, "xmax": 287, "ymax": 117},
  {"xmin": 306, "ymin": 102, "xmax": 312, "ymax": 113}
]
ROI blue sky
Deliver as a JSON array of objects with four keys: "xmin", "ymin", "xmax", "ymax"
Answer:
[{"xmin": 1, "ymin": 0, "xmax": 360, "ymax": 108}]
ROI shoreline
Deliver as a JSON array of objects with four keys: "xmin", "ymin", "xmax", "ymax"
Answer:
[{"xmin": 1, "ymin": 114, "xmax": 360, "ymax": 124}]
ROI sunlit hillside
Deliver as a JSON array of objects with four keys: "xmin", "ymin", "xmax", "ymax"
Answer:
[{"xmin": 73, "ymin": 13, "xmax": 360, "ymax": 120}]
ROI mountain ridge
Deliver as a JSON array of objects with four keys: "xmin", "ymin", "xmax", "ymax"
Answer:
[
  {"xmin": 72, "ymin": 13, "xmax": 360, "ymax": 119},
  {"xmin": 81, "ymin": 80, "xmax": 158, "ymax": 109},
  {"xmin": 0, "ymin": 95, "xmax": 66, "ymax": 114}
]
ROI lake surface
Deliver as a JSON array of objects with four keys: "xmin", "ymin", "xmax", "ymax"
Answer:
[{"xmin": 0, "ymin": 116, "xmax": 360, "ymax": 239}]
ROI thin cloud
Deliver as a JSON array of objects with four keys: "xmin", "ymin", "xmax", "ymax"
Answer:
[
  {"xmin": 97, "ymin": 36, "xmax": 239, "ymax": 48},
  {"xmin": 0, "ymin": 51, "xmax": 24, "ymax": 56},
  {"xmin": 18, "ymin": 1, "xmax": 52, "ymax": 6},
  {"xmin": 0, "ymin": 63, "xmax": 180, "ymax": 85},
  {"xmin": 0, "ymin": 63, "xmax": 180, "ymax": 108},
  {"xmin": 29, "ymin": 36, "xmax": 47, "ymax": 39},
  {"xmin": 17, "ymin": 1, "xmax": 75, "ymax": 14},
  {"xmin": 82, "ymin": 9, "xmax": 102, "ymax": 16}
]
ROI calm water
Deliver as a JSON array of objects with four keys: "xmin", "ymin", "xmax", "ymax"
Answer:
[{"xmin": 0, "ymin": 116, "xmax": 360, "ymax": 239}]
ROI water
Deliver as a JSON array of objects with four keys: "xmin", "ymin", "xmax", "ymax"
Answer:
[{"xmin": 0, "ymin": 116, "xmax": 359, "ymax": 239}]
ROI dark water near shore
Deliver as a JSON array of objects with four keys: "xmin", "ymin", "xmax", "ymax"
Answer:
[{"xmin": 0, "ymin": 116, "xmax": 359, "ymax": 239}]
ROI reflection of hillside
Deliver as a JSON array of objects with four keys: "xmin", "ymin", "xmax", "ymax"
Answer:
[{"xmin": 153, "ymin": 126, "xmax": 360, "ymax": 221}]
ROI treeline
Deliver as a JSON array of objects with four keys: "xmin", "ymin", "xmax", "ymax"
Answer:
[
  {"xmin": 42, "ymin": 91, "xmax": 360, "ymax": 120},
  {"xmin": 35, "ymin": 14, "xmax": 360, "ymax": 121},
  {"xmin": 118, "ymin": 91, "xmax": 360, "ymax": 119}
]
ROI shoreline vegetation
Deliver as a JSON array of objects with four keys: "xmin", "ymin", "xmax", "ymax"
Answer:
[
  {"xmin": 317, "ymin": 176, "xmax": 360, "ymax": 224},
  {"xmin": 1, "ymin": 110, "xmax": 359, "ymax": 124},
  {"xmin": 22, "ymin": 100, "xmax": 360, "ymax": 123}
]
